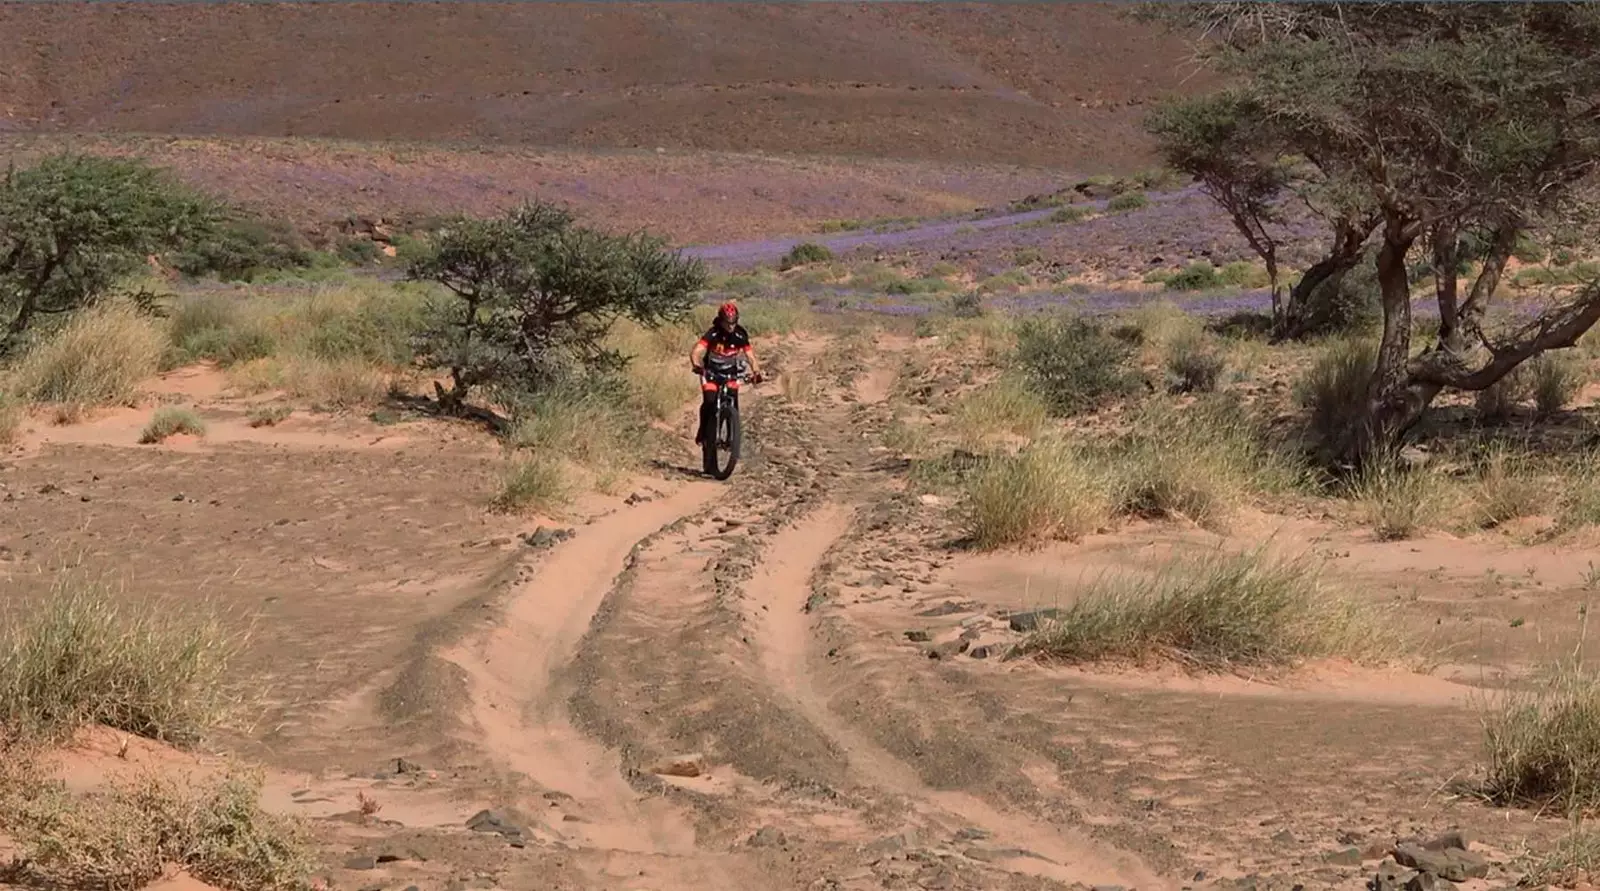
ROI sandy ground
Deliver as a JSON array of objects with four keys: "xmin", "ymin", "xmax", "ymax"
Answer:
[{"xmin": 0, "ymin": 326, "xmax": 1590, "ymax": 891}]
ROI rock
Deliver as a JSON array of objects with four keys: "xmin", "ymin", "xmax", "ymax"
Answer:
[
  {"xmin": 953, "ymin": 827, "xmax": 990, "ymax": 841},
  {"xmin": 1093, "ymin": 885, "xmax": 1127, "ymax": 891},
  {"xmin": 1325, "ymin": 846, "xmax": 1364, "ymax": 866},
  {"xmin": 465, "ymin": 809, "xmax": 525, "ymax": 841},
  {"xmin": 904, "ymin": 630, "xmax": 931, "ymax": 642},
  {"xmin": 963, "ymin": 846, "xmax": 997, "ymax": 862},
  {"xmin": 652, "ymin": 754, "xmax": 704, "ymax": 778},
  {"xmin": 925, "ymin": 640, "xmax": 969, "ymax": 660},
  {"xmin": 1404, "ymin": 872, "xmax": 1437, "ymax": 891},
  {"xmin": 1007, "ymin": 609, "xmax": 1063, "ymax": 632},
  {"xmin": 1271, "ymin": 829, "xmax": 1296, "ymax": 843},
  {"xmin": 343, "ymin": 855, "xmax": 378, "ymax": 870},
  {"xmin": 919, "ymin": 494, "xmax": 943, "ymax": 506},
  {"xmin": 1394, "ymin": 844, "xmax": 1452, "ymax": 878},
  {"xmin": 376, "ymin": 853, "xmax": 405, "ymax": 864},
  {"xmin": 749, "ymin": 826, "xmax": 788, "ymax": 848},
  {"xmin": 969, "ymin": 645, "xmax": 991, "ymax": 660},
  {"xmin": 1420, "ymin": 830, "xmax": 1470, "ymax": 852},
  {"xmin": 521, "ymin": 526, "xmax": 575, "ymax": 549},
  {"xmin": 1373, "ymin": 859, "xmax": 1419, "ymax": 891},
  {"xmin": 916, "ymin": 601, "xmax": 968, "ymax": 618}
]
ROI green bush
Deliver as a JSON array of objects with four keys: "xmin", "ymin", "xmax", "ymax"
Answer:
[
  {"xmin": 139, "ymin": 407, "xmax": 207, "ymax": 444},
  {"xmin": 1294, "ymin": 336, "xmax": 1377, "ymax": 458},
  {"xmin": 1050, "ymin": 206, "xmax": 1092, "ymax": 224},
  {"xmin": 1014, "ymin": 315, "xmax": 1142, "ymax": 416},
  {"xmin": 779, "ymin": 242, "xmax": 834, "ymax": 271},
  {"xmin": 170, "ymin": 214, "xmax": 314, "ymax": 282},
  {"xmin": 1288, "ymin": 253, "xmax": 1382, "ymax": 337},
  {"xmin": 1106, "ymin": 191, "xmax": 1151, "ymax": 213},
  {"xmin": 1164, "ymin": 262, "xmax": 1225, "ymax": 292},
  {"xmin": 1163, "ymin": 332, "xmax": 1227, "ymax": 393}
]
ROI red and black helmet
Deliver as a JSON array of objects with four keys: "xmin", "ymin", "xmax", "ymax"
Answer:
[{"xmin": 717, "ymin": 300, "xmax": 739, "ymax": 324}]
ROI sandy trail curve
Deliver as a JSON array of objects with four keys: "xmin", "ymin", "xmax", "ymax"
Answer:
[
  {"xmin": 746, "ymin": 502, "xmax": 1172, "ymax": 890},
  {"xmin": 441, "ymin": 481, "xmax": 717, "ymax": 856}
]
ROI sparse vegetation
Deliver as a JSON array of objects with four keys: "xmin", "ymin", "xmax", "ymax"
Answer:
[
  {"xmin": 1163, "ymin": 262, "xmax": 1224, "ymax": 292},
  {"xmin": 1014, "ymin": 315, "xmax": 1141, "ymax": 417},
  {"xmin": 491, "ymin": 453, "xmax": 571, "ymax": 513},
  {"xmin": 1011, "ymin": 548, "xmax": 1402, "ymax": 669},
  {"xmin": 0, "ymin": 759, "xmax": 314, "ymax": 891},
  {"xmin": 1482, "ymin": 662, "xmax": 1600, "ymax": 814},
  {"xmin": 0, "ymin": 575, "xmax": 241, "ymax": 745},
  {"xmin": 1163, "ymin": 331, "xmax": 1227, "ymax": 393},
  {"xmin": 962, "ymin": 438, "xmax": 1112, "ymax": 548},
  {"xmin": 0, "ymin": 393, "xmax": 21, "ymax": 444},
  {"xmin": 9, "ymin": 300, "xmax": 167, "ymax": 409},
  {"xmin": 246, "ymin": 404, "xmax": 292, "ymax": 427},
  {"xmin": 779, "ymin": 242, "xmax": 834, "ymax": 270},
  {"xmin": 1106, "ymin": 191, "xmax": 1150, "ymax": 213},
  {"xmin": 1294, "ymin": 336, "xmax": 1377, "ymax": 460},
  {"xmin": 1345, "ymin": 462, "xmax": 1454, "ymax": 541},
  {"xmin": 139, "ymin": 406, "xmax": 207, "ymax": 443},
  {"xmin": 1470, "ymin": 448, "xmax": 1549, "ymax": 529}
]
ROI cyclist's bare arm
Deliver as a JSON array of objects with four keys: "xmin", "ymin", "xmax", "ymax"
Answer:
[{"xmin": 690, "ymin": 339, "xmax": 708, "ymax": 371}]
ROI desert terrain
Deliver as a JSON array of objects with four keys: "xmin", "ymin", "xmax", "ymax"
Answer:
[{"xmin": 2, "ymin": 4, "xmax": 1599, "ymax": 891}]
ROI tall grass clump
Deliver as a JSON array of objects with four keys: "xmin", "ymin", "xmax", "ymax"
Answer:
[
  {"xmin": 1107, "ymin": 395, "xmax": 1305, "ymax": 531},
  {"xmin": 1528, "ymin": 352, "xmax": 1586, "ymax": 418},
  {"xmin": 1294, "ymin": 336, "xmax": 1377, "ymax": 458},
  {"xmin": 948, "ymin": 376, "xmax": 1051, "ymax": 450},
  {"xmin": 506, "ymin": 381, "xmax": 641, "ymax": 469},
  {"xmin": 1555, "ymin": 453, "xmax": 1600, "ymax": 533},
  {"xmin": 1345, "ymin": 461, "xmax": 1455, "ymax": 540},
  {"xmin": 962, "ymin": 439, "xmax": 1113, "ymax": 549},
  {"xmin": 1477, "ymin": 368, "xmax": 1532, "ymax": 423},
  {"xmin": 164, "ymin": 294, "xmax": 275, "ymax": 368},
  {"xmin": 139, "ymin": 406, "xmax": 207, "ymax": 444},
  {"xmin": 1482, "ymin": 662, "xmax": 1600, "ymax": 814},
  {"xmin": 1106, "ymin": 191, "xmax": 1151, "ymax": 213},
  {"xmin": 1014, "ymin": 315, "xmax": 1142, "ymax": 417},
  {"xmin": 0, "ymin": 577, "xmax": 241, "ymax": 746},
  {"xmin": 0, "ymin": 763, "xmax": 314, "ymax": 891},
  {"xmin": 1010, "ymin": 548, "xmax": 1402, "ymax": 669},
  {"xmin": 491, "ymin": 453, "xmax": 571, "ymax": 514},
  {"xmin": 9, "ymin": 301, "xmax": 166, "ymax": 408},
  {"xmin": 1163, "ymin": 262, "xmax": 1224, "ymax": 292},
  {"xmin": 1470, "ymin": 447, "xmax": 1550, "ymax": 529},
  {"xmin": 1163, "ymin": 331, "xmax": 1228, "ymax": 393},
  {"xmin": 0, "ymin": 393, "xmax": 22, "ymax": 444}
]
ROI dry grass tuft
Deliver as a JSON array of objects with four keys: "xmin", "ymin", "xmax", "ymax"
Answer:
[
  {"xmin": 962, "ymin": 439, "xmax": 1113, "ymax": 549},
  {"xmin": 1346, "ymin": 462, "xmax": 1456, "ymax": 541},
  {"xmin": 0, "ymin": 757, "xmax": 314, "ymax": 891},
  {"xmin": 0, "ymin": 393, "xmax": 22, "ymax": 445},
  {"xmin": 1482, "ymin": 662, "xmax": 1600, "ymax": 815},
  {"xmin": 139, "ymin": 406, "xmax": 207, "ymax": 444},
  {"xmin": 491, "ymin": 453, "xmax": 571, "ymax": 514},
  {"xmin": 0, "ymin": 575, "xmax": 243, "ymax": 746},
  {"xmin": 10, "ymin": 301, "xmax": 166, "ymax": 408},
  {"xmin": 1011, "ymin": 548, "xmax": 1406, "ymax": 669}
]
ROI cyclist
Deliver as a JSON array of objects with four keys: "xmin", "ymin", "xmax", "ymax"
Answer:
[{"xmin": 690, "ymin": 300, "xmax": 763, "ymax": 445}]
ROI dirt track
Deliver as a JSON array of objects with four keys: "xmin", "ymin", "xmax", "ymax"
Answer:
[{"xmin": 0, "ymin": 329, "xmax": 1586, "ymax": 891}]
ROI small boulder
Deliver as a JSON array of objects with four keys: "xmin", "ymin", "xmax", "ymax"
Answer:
[
  {"xmin": 1007, "ymin": 609, "xmax": 1063, "ymax": 632},
  {"xmin": 904, "ymin": 630, "xmax": 931, "ymax": 643},
  {"xmin": 1324, "ymin": 846, "xmax": 1364, "ymax": 866},
  {"xmin": 652, "ymin": 754, "xmax": 704, "ymax": 778}
]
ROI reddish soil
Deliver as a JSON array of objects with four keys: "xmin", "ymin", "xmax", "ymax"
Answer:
[{"xmin": 1, "ymin": 3, "xmax": 1208, "ymax": 170}]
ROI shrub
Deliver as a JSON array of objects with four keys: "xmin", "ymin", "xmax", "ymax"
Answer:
[
  {"xmin": 169, "ymin": 213, "xmax": 313, "ymax": 282},
  {"xmin": 0, "ymin": 763, "xmax": 313, "ymax": 891},
  {"xmin": 1163, "ymin": 262, "xmax": 1225, "ymax": 292},
  {"xmin": 506, "ymin": 381, "xmax": 640, "ymax": 468},
  {"xmin": 1163, "ymin": 331, "xmax": 1228, "ymax": 393},
  {"xmin": 0, "ymin": 153, "xmax": 218, "ymax": 345},
  {"xmin": 1482, "ymin": 663, "xmax": 1600, "ymax": 814},
  {"xmin": 1219, "ymin": 260, "xmax": 1270, "ymax": 288},
  {"xmin": 779, "ymin": 242, "xmax": 834, "ymax": 271},
  {"xmin": 1294, "ymin": 336, "xmax": 1377, "ymax": 459},
  {"xmin": 409, "ymin": 202, "xmax": 706, "ymax": 408},
  {"xmin": 1014, "ymin": 315, "xmax": 1142, "ymax": 416},
  {"xmin": 0, "ymin": 576, "xmax": 241, "ymax": 745},
  {"xmin": 1476, "ymin": 370, "xmax": 1531, "ymax": 423},
  {"xmin": 1106, "ymin": 191, "xmax": 1151, "ymax": 213},
  {"xmin": 165, "ymin": 294, "xmax": 276, "ymax": 368},
  {"xmin": 1010, "ymin": 548, "xmax": 1401, "ymax": 669},
  {"xmin": 139, "ymin": 407, "xmax": 207, "ymax": 444},
  {"xmin": 10, "ymin": 301, "xmax": 166, "ymax": 407},
  {"xmin": 492, "ymin": 453, "xmax": 570, "ymax": 513},
  {"xmin": 962, "ymin": 439, "xmax": 1113, "ymax": 548},
  {"xmin": 1556, "ymin": 454, "xmax": 1600, "ymax": 532},
  {"xmin": 950, "ymin": 291, "xmax": 984, "ymax": 318},
  {"xmin": 1050, "ymin": 206, "xmax": 1092, "ymax": 224},
  {"xmin": 1513, "ymin": 233, "xmax": 1549, "ymax": 264}
]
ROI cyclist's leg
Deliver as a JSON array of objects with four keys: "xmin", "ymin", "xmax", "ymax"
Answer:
[{"xmin": 696, "ymin": 387, "xmax": 716, "ymax": 444}]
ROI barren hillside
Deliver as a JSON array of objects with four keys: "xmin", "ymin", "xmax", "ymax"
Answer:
[{"xmin": 0, "ymin": 2, "xmax": 1208, "ymax": 170}]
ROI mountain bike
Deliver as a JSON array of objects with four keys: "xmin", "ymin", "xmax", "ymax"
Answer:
[{"xmin": 699, "ymin": 363, "xmax": 757, "ymax": 480}]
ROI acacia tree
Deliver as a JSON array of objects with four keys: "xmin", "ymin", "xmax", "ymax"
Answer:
[
  {"xmin": 0, "ymin": 153, "xmax": 216, "ymax": 349},
  {"xmin": 1148, "ymin": 2, "xmax": 1600, "ymax": 465},
  {"xmin": 406, "ymin": 201, "xmax": 708, "ymax": 412}
]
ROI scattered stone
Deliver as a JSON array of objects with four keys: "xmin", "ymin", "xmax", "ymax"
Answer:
[
  {"xmin": 342, "ymin": 855, "xmax": 377, "ymax": 871},
  {"xmin": 1271, "ymin": 829, "xmax": 1296, "ymax": 844},
  {"xmin": 651, "ymin": 753, "xmax": 704, "ymax": 778},
  {"xmin": 1404, "ymin": 873, "xmax": 1437, "ymax": 891},
  {"xmin": 521, "ymin": 526, "xmax": 575, "ymax": 549},
  {"xmin": 1093, "ymin": 885, "xmax": 1127, "ymax": 891},
  {"xmin": 1372, "ymin": 861, "xmax": 1417, "ymax": 891},
  {"xmin": 925, "ymin": 640, "xmax": 969, "ymax": 660},
  {"xmin": 1394, "ymin": 843, "xmax": 1488, "ymax": 882},
  {"xmin": 1007, "ymin": 609, "xmax": 1063, "ymax": 632},
  {"xmin": 904, "ymin": 630, "xmax": 931, "ymax": 642},
  {"xmin": 623, "ymin": 492, "xmax": 655, "ymax": 505},
  {"xmin": 749, "ymin": 826, "xmax": 788, "ymax": 848},
  {"xmin": 542, "ymin": 790, "xmax": 573, "ymax": 802},
  {"xmin": 1420, "ymin": 830, "xmax": 1470, "ymax": 852},
  {"xmin": 1325, "ymin": 846, "xmax": 1364, "ymax": 866},
  {"xmin": 465, "ymin": 809, "xmax": 525, "ymax": 841},
  {"xmin": 953, "ymin": 827, "xmax": 990, "ymax": 842},
  {"xmin": 919, "ymin": 494, "xmax": 943, "ymax": 506}
]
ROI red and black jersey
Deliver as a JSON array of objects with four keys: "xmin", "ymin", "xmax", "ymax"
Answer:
[{"xmin": 697, "ymin": 324, "xmax": 752, "ymax": 366}]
